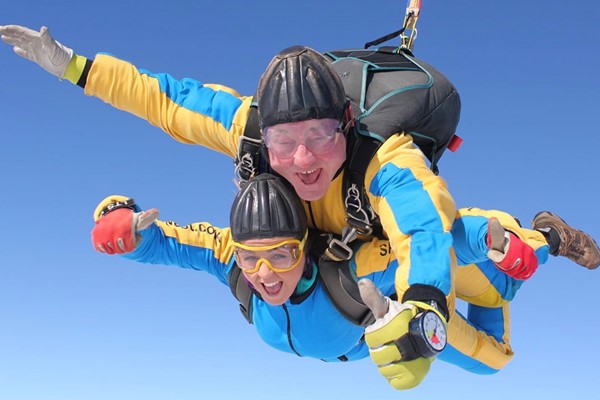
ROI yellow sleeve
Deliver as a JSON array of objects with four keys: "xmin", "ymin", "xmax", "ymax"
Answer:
[
  {"xmin": 82, "ymin": 53, "xmax": 253, "ymax": 158},
  {"xmin": 364, "ymin": 134, "xmax": 457, "ymax": 303}
]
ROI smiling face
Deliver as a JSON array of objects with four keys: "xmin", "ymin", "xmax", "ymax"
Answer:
[
  {"xmin": 265, "ymin": 119, "xmax": 347, "ymax": 201},
  {"xmin": 237, "ymin": 236, "xmax": 306, "ymax": 306}
]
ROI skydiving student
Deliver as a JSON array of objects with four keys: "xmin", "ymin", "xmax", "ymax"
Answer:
[
  {"xmin": 92, "ymin": 174, "xmax": 597, "ymax": 389},
  {"xmin": 2, "ymin": 25, "xmax": 600, "ymax": 390}
]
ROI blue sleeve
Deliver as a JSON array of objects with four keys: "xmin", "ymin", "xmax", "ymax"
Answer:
[
  {"xmin": 451, "ymin": 214, "xmax": 490, "ymax": 266},
  {"xmin": 122, "ymin": 222, "xmax": 235, "ymax": 286}
]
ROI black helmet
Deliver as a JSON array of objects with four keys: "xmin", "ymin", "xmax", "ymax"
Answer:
[
  {"xmin": 230, "ymin": 173, "xmax": 307, "ymax": 242},
  {"xmin": 257, "ymin": 45, "xmax": 347, "ymax": 128}
]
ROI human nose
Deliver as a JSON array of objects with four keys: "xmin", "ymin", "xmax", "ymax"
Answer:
[
  {"xmin": 292, "ymin": 143, "xmax": 317, "ymax": 168},
  {"xmin": 255, "ymin": 259, "xmax": 275, "ymax": 277}
]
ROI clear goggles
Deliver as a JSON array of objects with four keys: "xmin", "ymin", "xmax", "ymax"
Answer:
[
  {"xmin": 233, "ymin": 232, "xmax": 308, "ymax": 274},
  {"xmin": 262, "ymin": 119, "xmax": 342, "ymax": 159}
]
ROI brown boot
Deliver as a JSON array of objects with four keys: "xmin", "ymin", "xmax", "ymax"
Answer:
[{"xmin": 533, "ymin": 211, "xmax": 600, "ymax": 270}]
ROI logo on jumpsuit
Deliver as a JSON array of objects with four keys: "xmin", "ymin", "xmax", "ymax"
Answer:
[{"xmin": 165, "ymin": 221, "xmax": 221, "ymax": 242}]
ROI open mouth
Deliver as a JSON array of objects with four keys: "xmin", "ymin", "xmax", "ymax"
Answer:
[
  {"xmin": 262, "ymin": 281, "xmax": 283, "ymax": 296},
  {"xmin": 297, "ymin": 169, "xmax": 321, "ymax": 185}
]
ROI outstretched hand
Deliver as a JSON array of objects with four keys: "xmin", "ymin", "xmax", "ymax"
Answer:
[
  {"xmin": 487, "ymin": 217, "xmax": 538, "ymax": 280},
  {"xmin": 0, "ymin": 25, "xmax": 73, "ymax": 79},
  {"xmin": 92, "ymin": 208, "xmax": 159, "ymax": 255}
]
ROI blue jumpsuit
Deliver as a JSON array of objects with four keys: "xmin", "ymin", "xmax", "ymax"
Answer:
[{"xmin": 96, "ymin": 196, "xmax": 550, "ymax": 373}]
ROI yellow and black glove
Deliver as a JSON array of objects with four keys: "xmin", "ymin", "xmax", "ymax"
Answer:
[{"xmin": 358, "ymin": 279, "xmax": 448, "ymax": 390}]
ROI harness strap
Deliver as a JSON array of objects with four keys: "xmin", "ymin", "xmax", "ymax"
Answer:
[
  {"xmin": 228, "ymin": 266, "xmax": 254, "ymax": 324},
  {"xmin": 228, "ymin": 250, "xmax": 398, "ymax": 362},
  {"xmin": 317, "ymin": 257, "xmax": 376, "ymax": 327},
  {"xmin": 345, "ymin": 134, "xmax": 381, "ymax": 231},
  {"xmin": 228, "ymin": 254, "xmax": 379, "ymax": 327},
  {"xmin": 234, "ymin": 103, "xmax": 262, "ymax": 182},
  {"xmin": 326, "ymin": 133, "xmax": 383, "ymax": 261}
]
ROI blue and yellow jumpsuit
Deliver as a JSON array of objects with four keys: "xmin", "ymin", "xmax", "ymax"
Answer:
[
  {"xmin": 76, "ymin": 55, "xmax": 550, "ymax": 373},
  {"xmin": 95, "ymin": 196, "xmax": 548, "ymax": 370},
  {"xmin": 68, "ymin": 52, "xmax": 455, "ymax": 312}
]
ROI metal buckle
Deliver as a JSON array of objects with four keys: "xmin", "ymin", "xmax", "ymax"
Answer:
[
  {"xmin": 344, "ymin": 183, "xmax": 374, "ymax": 236},
  {"xmin": 325, "ymin": 226, "xmax": 359, "ymax": 261},
  {"xmin": 326, "ymin": 183, "xmax": 376, "ymax": 261},
  {"xmin": 234, "ymin": 136, "xmax": 263, "ymax": 183},
  {"xmin": 344, "ymin": 184, "xmax": 374, "ymax": 230}
]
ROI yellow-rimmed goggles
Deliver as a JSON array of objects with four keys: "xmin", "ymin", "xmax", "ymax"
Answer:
[{"xmin": 233, "ymin": 231, "xmax": 308, "ymax": 274}]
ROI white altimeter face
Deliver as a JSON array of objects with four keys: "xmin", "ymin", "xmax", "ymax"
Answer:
[{"xmin": 423, "ymin": 312, "xmax": 447, "ymax": 351}]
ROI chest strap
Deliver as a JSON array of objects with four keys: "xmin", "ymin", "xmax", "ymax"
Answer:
[{"xmin": 325, "ymin": 133, "xmax": 383, "ymax": 261}]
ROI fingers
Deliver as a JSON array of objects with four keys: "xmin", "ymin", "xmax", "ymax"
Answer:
[
  {"xmin": 0, "ymin": 25, "xmax": 49, "ymax": 66},
  {"xmin": 13, "ymin": 47, "xmax": 35, "ymax": 62},
  {"xmin": 0, "ymin": 25, "xmax": 40, "ymax": 46},
  {"xmin": 1, "ymin": 35, "xmax": 17, "ymax": 46},
  {"xmin": 358, "ymin": 278, "xmax": 389, "ymax": 319},
  {"xmin": 95, "ymin": 239, "xmax": 127, "ymax": 254},
  {"xmin": 39, "ymin": 26, "xmax": 54, "ymax": 47},
  {"xmin": 2, "ymin": 34, "xmax": 26, "ymax": 47},
  {"xmin": 0, "ymin": 25, "xmax": 39, "ymax": 35},
  {"xmin": 95, "ymin": 241, "xmax": 115, "ymax": 254}
]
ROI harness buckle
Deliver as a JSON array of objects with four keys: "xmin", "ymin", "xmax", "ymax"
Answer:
[
  {"xmin": 325, "ymin": 226, "xmax": 358, "ymax": 261},
  {"xmin": 234, "ymin": 136, "xmax": 263, "ymax": 184},
  {"xmin": 344, "ymin": 183, "xmax": 374, "ymax": 235},
  {"xmin": 345, "ymin": 215, "xmax": 373, "ymax": 236}
]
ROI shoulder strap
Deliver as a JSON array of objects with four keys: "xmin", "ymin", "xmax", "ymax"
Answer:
[
  {"xmin": 229, "ymin": 245, "xmax": 397, "ymax": 328},
  {"xmin": 325, "ymin": 133, "xmax": 383, "ymax": 262},
  {"xmin": 344, "ymin": 133, "xmax": 383, "ymax": 235},
  {"xmin": 234, "ymin": 101, "xmax": 263, "ymax": 183},
  {"xmin": 317, "ymin": 256, "xmax": 376, "ymax": 327},
  {"xmin": 228, "ymin": 266, "xmax": 254, "ymax": 324}
]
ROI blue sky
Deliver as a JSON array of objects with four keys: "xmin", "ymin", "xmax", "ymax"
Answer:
[{"xmin": 1, "ymin": 1, "xmax": 599, "ymax": 399}]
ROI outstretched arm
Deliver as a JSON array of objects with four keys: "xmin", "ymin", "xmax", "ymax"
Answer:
[
  {"xmin": 91, "ymin": 195, "xmax": 235, "ymax": 285},
  {"xmin": 1, "ymin": 24, "xmax": 252, "ymax": 157},
  {"xmin": 365, "ymin": 136, "xmax": 455, "ymax": 320}
]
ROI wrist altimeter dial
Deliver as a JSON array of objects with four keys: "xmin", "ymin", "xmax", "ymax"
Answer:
[{"xmin": 409, "ymin": 310, "xmax": 447, "ymax": 358}]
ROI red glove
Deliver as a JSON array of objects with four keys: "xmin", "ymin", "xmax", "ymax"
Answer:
[
  {"xmin": 91, "ymin": 208, "xmax": 158, "ymax": 254},
  {"xmin": 487, "ymin": 217, "xmax": 539, "ymax": 280},
  {"xmin": 92, "ymin": 208, "xmax": 137, "ymax": 254}
]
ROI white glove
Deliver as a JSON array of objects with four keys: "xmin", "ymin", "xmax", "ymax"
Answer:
[{"xmin": 0, "ymin": 25, "xmax": 73, "ymax": 79}]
